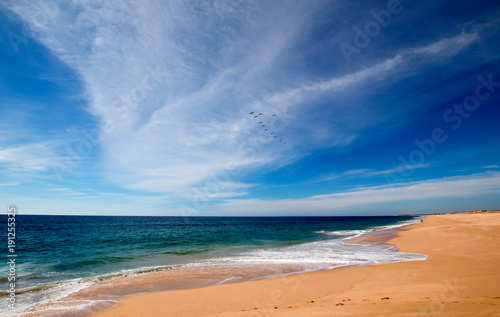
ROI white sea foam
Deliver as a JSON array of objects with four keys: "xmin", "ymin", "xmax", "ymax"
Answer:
[
  {"xmin": 371, "ymin": 217, "xmax": 424, "ymax": 231},
  {"xmin": 200, "ymin": 218, "xmax": 426, "ymax": 273},
  {"xmin": 202, "ymin": 237, "xmax": 426, "ymax": 271},
  {"xmin": 315, "ymin": 217, "xmax": 422, "ymax": 238},
  {"xmin": 0, "ymin": 278, "xmax": 94, "ymax": 317},
  {"xmin": 315, "ymin": 229, "xmax": 368, "ymax": 237},
  {"xmin": 0, "ymin": 266, "xmax": 173, "ymax": 317},
  {"xmin": 3, "ymin": 217, "xmax": 424, "ymax": 316}
]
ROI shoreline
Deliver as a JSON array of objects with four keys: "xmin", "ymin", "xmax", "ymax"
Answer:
[
  {"xmin": 12, "ymin": 216, "xmax": 422, "ymax": 316},
  {"xmin": 90, "ymin": 211, "xmax": 500, "ymax": 316}
]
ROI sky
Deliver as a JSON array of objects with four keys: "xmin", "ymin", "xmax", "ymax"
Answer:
[{"xmin": 0, "ymin": 0, "xmax": 499, "ymax": 216}]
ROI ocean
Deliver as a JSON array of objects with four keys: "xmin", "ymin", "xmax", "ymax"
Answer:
[{"xmin": 0, "ymin": 215, "xmax": 426, "ymax": 316}]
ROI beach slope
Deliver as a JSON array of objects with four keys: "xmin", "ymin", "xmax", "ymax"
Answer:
[{"xmin": 92, "ymin": 212, "xmax": 500, "ymax": 316}]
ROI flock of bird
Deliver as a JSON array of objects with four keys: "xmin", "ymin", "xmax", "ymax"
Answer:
[{"xmin": 249, "ymin": 112, "xmax": 286, "ymax": 144}]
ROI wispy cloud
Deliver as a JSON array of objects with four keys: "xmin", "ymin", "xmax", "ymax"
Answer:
[
  {"xmin": 483, "ymin": 165, "xmax": 500, "ymax": 169},
  {"xmin": 408, "ymin": 31, "xmax": 478, "ymax": 56},
  {"xmin": 307, "ymin": 163, "xmax": 431, "ymax": 184},
  {"xmin": 213, "ymin": 171, "xmax": 500, "ymax": 215},
  {"xmin": 0, "ymin": 183, "xmax": 19, "ymax": 187},
  {"xmin": 257, "ymin": 32, "xmax": 478, "ymax": 114},
  {"xmin": 1, "ymin": 1, "xmax": 487, "ymax": 200},
  {"xmin": 0, "ymin": 143, "xmax": 57, "ymax": 172},
  {"xmin": 3, "ymin": 0, "xmax": 327, "ymax": 194}
]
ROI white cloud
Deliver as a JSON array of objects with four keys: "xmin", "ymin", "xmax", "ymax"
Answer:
[
  {"xmin": 3, "ymin": 1, "xmax": 482, "ymax": 198},
  {"xmin": 258, "ymin": 32, "xmax": 477, "ymax": 114},
  {"xmin": 212, "ymin": 171, "xmax": 500, "ymax": 215},
  {"xmin": 408, "ymin": 32, "xmax": 478, "ymax": 56},
  {"xmin": 483, "ymin": 165, "xmax": 500, "ymax": 169},
  {"xmin": 4, "ymin": 0, "xmax": 325, "ymax": 194},
  {"xmin": 0, "ymin": 143, "xmax": 57, "ymax": 172},
  {"xmin": 0, "ymin": 193, "xmax": 164, "ymax": 216},
  {"xmin": 307, "ymin": 163, "xmax": 431, "ymax": 184},
  {"xmin": 0, "ymin": 183, "xmax": 19, "ymax": 186},
  {"xmin": 2, "ymin": 171, "xmax": 497, "ymax": 216}
]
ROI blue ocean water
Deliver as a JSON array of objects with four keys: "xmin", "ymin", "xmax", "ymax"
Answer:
[{"xmin": 0, "ymin": 215, "xmax": 425, "ymax": 315}]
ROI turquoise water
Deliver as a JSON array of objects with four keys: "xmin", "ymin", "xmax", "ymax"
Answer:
[{"xmin": 0, "ymin": 215, "xmax": 425, "ymax": 315}]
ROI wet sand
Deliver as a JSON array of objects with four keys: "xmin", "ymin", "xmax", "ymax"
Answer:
[{"xmin": 89, "ymin": 211, "xmax": 500, "ymax": 316}]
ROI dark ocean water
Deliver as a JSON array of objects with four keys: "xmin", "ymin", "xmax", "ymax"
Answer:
[{"xmin": 0, "ymin": 215, "xmax": 425, "ymax": 315}]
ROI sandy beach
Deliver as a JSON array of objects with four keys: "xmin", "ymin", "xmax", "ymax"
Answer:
[{"xmin": 91, "ymin": 212, "xmax": 500, "ymax": 317}]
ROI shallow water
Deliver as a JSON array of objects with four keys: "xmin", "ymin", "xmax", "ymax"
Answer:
[{"xmin": 0, "ymin": 215, "xmax": 426, "ymax": 316}]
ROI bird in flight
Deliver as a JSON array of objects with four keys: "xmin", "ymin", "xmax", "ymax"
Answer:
[{"xmin": 248, "ymin": 112, "xmax": 287, "ymax": 145}]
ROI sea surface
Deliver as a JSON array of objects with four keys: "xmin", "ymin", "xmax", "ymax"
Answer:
[{"xmin": 0, "ymin": 215, "xmax": 426, "ymax": 316}]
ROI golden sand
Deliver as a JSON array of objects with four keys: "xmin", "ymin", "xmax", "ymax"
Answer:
[{"xmin": 91, "ymin": 212, "xmax": 500, "ymax": 316}]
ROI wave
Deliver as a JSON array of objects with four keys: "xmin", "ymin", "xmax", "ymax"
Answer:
[
  {"xmin": 162, "ymin": 249, "xmax": 212, "ymax": 256},
  {"xmin": 315, "ymin": 229, "xmax": 368, "ymax": 237},
  {"xmin": 200, "ymin": 217, "xmax": 425, "ymax": 270},
  {"xmin": 2, "ymin": 216, "xmax": 424, "ymax": 316},
  {"xmin": 315, "ymin": 217, "xmax": 421, "ymax": 238},
  {"xmin": 198, "ymin": 235, "xmax": 426, "ymax": 270},
  {"xmin": 0, "ymin": 264, "xmax": 183, "ymax": 317},
  {"xmin": 51, "ymin": 256, "xmax": 138, "ymax": 271}
]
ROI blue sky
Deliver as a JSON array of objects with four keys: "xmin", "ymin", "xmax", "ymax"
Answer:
[{"xmin": 1, "ymin": 0, "xmax": 499, "ymax": 216}]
